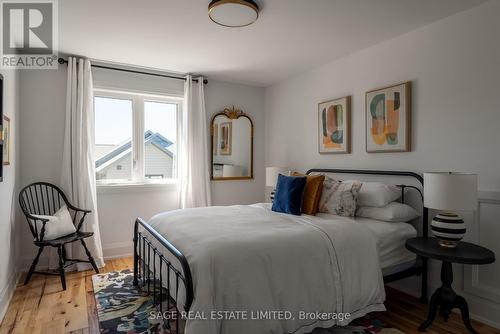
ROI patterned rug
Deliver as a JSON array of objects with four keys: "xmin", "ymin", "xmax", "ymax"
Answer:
[{"xmin": 92, "ymin": 270, "xmax": 405, "ymax": 334}]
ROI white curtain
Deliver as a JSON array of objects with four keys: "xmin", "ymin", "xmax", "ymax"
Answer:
[
  {"xmin": 61, "ymin": 57, "xmax": 105, "ymax": 270},
  {"xmin": 179, "ymin": 75, "xmax": 212, "ymax": 208}
]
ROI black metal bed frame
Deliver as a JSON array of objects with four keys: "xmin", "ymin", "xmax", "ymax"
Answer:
[
  {"xmin": 305, "ymin": 169, "xmax": 428, "ymax": 303},
  {"xmin": 133, "ymin": 168, "xmax": 429, "ymax": 332},
  {"xmin": 133, "ymin": 217, "xmax": 193, "ymax": 332}
]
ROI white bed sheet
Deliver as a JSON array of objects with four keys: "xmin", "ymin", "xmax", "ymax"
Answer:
[
  {"xmin": 144, "ymin": 204, "xmax": 416, "ymax": 334},
  {"xmin": 316, "ymin": 213, "xmax": 417, "ymax": 270},
  {"xmin": 254, "ymin": 203, "xmax": 417, "ymax": 271},
  {"xmin": 147, "ymin": 203, "xmax": 386, "ymax": 334}
]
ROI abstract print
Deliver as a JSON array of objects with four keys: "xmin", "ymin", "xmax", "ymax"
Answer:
[
  {"xmin": 323, "ymin": 104, "xmax": 344, "ymax": 147},
  {"xmin": 366, "ymin": 82, "xmax": 411, "ymax": 152},
  {"xmin": 318, "ymin": 96, "xmax": 351, "ymax": 154},
  {"xmin": 369, "ymin": 92, "xmax": 400, "ymax": 146},
  {"xmin": 219, "ymin": 122, "xmax": 232, "ymax": 155}
]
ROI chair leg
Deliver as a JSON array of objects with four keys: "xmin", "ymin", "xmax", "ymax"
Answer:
[
  {"xmin": 57, "ymin": 245, "xmax": 66, "ymax": 290},
  {"xmin": 24, "ymin": 246, "xmax": 44, "ymax": 285},
  {"xmin": 62, "ymin": 245, "xmax": 67, "ymax": 262},
  {"xmin": 80, "ymin": 239, "xmax": 99, "ymax": 273}
]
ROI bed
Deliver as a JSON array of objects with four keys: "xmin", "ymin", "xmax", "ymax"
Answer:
[{"xmin": 133, "ymin": 168, "xmax": 428, "ymax": 334}]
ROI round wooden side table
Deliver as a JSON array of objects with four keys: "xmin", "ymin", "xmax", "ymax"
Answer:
[{"xmin": 406, "ymin": 237, "xmax": 495, "ymax": 334}]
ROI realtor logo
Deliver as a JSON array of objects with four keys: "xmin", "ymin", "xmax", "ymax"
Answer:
[{"xmin": 0, "ymin": 0, "xmax": 58, "ymax": 69}]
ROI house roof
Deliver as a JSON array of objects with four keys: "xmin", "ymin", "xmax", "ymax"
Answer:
[{"xmin": 95, "ymin": 131, "xmax": 174, "ymax": 170}]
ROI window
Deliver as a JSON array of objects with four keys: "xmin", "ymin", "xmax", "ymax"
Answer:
[
  {"xmin": 144, "ymin": 101, "xmax": 178, "ymax": 180},
  {"xmin": 94, "ymin": 90, "xmax": 181, "ymax": 185},
  {"xmin": 94, "ymin": 96, "xmax": 133, "ymax": 182}
]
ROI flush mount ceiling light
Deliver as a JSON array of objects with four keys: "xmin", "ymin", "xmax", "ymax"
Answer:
[{"xmin": 208, "ymin": 0, "xmax": 259, "ymax": 27}]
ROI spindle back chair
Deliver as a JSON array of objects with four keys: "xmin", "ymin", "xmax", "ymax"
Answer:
[{"xmin": 19, "ymin": 182, "xmax": 99, "ymax": 290}]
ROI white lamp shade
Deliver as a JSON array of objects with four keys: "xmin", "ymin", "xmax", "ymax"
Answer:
[
  {"xmin": 266, "ymin": 167, "xmax": 289, "ymax": 187},
  {"xmin": 424, "ymin": 172, "xmax": 478, "ymax": 211}
]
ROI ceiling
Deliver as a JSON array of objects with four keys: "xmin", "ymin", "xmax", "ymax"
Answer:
[{"xmin": 59, "ymin": 0, "xmax": 486, "ymax": 87}]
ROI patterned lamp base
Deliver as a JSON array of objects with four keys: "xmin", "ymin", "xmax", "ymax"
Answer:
[{"xmin": 431, "ymin": 212, "xmax": 466, "ymax": 248}]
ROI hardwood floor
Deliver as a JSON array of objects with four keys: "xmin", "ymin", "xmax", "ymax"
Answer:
[{"xmin": 1, "ymin": 257, "xmax": 498, "ymax": 334}]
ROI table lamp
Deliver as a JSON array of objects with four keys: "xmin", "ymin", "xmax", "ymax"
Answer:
[
  {"xmin": 424, "ymin": 172, "xmax": 477, "ymax": 248},
  {"xmin": 266, "ymin": 167, "xmax": 289, "ymax": 200}
]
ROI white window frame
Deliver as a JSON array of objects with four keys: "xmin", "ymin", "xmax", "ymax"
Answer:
[{"xmin": 94, "ymin": 88, "xmax": 183, "ymax": 187}]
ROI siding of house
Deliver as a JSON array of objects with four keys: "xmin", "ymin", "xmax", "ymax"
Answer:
[
  {"xmin": 96, "ymin": 143, "xmax": 173, "ymax": 180},
  {"xmin": 97, "ymin": 154, "xmax": 132, "ymax": 180},
  {"xmin": 145, "ymin": 144, "xmax": 174, "ymax": 178}
]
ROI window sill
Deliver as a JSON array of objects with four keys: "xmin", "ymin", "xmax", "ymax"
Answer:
[{"xmin": 96, "ymin": 180, "xmax": 179, "ymax": 194}]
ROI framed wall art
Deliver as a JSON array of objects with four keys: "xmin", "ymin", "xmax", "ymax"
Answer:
[
  {"xmin": 219, "ymin": 122, "xmax": 232, "ymax": 155},
  {"xmin": 366, "ymin": 81, "xmax": 411, "ymax": 153},
  {"xmin": 318, "ymin": 96, "xmax": 351, "ymax": 154},
  {"xmin": 3, "ymin": 115, "xmax": 10, "ymax": 165}
]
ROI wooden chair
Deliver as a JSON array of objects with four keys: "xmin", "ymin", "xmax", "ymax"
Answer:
[{"xmin": 19, "ymin": 182, "xmax": 99, "ymax": 290}]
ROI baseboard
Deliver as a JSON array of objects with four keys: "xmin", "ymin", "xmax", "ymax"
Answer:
[
  {"xmin": 389, "ymin": 277, "xmax": 500, "ymax": 330},
  {"xmin": 467, "ymin": 311, "xmax": 500, "ymax": 330},
  {"xmin": 461, "ymin": 291, "xmax": 500, "ymax": 329},
  {"xmin": 17, "ymin": 242, "xmax": 134, "ymax": 271},
  {"xmin": 102, "ymin": 241, "xmax": 133, "ymax": 260},
  {"xmin": 0, "ymin": 271, "xmax": 20, "ymax": 322}
]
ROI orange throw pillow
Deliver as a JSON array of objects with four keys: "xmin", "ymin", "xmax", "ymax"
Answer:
[{"xmin": 292, "ymin": 172, "xmax": 325, "ymax": 215}]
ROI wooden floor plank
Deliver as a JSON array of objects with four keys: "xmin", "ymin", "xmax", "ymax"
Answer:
[
  {"xmin": 1, "ymin": 257, "xmax": 499, "ymax": 334},
  {"xmin": 40, "ymin": 317, "xmax": 66, "ymax": 334},
  {"xmin": 85, "ymin": 275, "xmax": 99, "ymax": 334},
  {"xmin": 1, "ymin": 279, "xmax": 28, "ymax": 328},
  {"xmin": 381, "ymin": 286, "xmax": 500, "ymax": 334}
]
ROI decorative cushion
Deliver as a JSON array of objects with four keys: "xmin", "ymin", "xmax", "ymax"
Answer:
[
  {"xmin": 319, "ymin": 177, "xmax": 362, "ymax": 217},
  {"xmin": 351, "ymin": 181, "xmax": 401, "ymax": 207},
  {"xmin": 272, "ymin": 174, "xmax": 307, "ymax": 215},
  {"xmin": 357, "ymin": 202, "xmax": 420, "ymax": 222},
  {"xmin": 32, "ymin": 206, "xmax": 77, "ymax": 240},
  {"xmin": 292, "ymin": 172, "xmax": 325, "ymax": 215}
]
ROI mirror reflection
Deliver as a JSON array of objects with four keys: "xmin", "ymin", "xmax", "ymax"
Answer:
[{"xmin": 211, "ymin": 107, "xmax": 253, "ymax": 180}]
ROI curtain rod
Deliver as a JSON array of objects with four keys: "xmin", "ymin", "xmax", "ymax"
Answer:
[{"xmin": 57, "ymin": 57, "xmax": 208, "ymax": 84}]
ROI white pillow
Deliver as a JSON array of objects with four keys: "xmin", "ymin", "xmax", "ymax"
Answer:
[
  {"xmin": 349, "ymin": 181, "xmax": 401, "ymax": 207},
  {"xmin": 357, "ymin": 202, "xmax": 420, "ymax": 222},
  {"xmin": 32, "ymin": 206, "xmax": 76, "ymax": 240}
]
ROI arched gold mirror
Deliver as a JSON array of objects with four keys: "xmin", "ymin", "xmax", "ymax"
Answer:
[{"xmin": 211, "ymin": 106, "xmax": 254, "ymax": 180}]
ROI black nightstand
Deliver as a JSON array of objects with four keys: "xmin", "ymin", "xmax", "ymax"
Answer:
[{"xmin": 406, "ymin": 237, "xmax": 495, "ymax": 334}]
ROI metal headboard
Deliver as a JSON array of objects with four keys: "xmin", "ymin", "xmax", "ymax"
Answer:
[{"xmin": 305, "ymin": 168, "xmax": 428, "ymax": 238}]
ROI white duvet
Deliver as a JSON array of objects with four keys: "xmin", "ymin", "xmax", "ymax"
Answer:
[{"xmin": 147, "ymin": 204, "xmax": 386, "ymax": 334}]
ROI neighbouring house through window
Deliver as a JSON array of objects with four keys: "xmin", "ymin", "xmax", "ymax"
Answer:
[{"xmin": 94, "ymin": 89, "xmax": 181, "ymax": 185}]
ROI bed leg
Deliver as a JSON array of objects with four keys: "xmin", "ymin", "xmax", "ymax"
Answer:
[
  {"xmin": 420, "ymin": 257, "xmax": 428, "ymax": 304},
  {"xmin": 133, "ymin": 219, "xmax": 139, "ymax": 286}
]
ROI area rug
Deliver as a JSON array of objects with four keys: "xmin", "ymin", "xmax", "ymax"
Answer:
[{"xmin": 92, "ymin": 270, "xmax": 405, "ymax": 334}]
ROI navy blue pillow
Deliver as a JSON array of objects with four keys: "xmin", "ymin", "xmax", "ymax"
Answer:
[{"xmin": 272, "ymin": 174, "xmax": 307, "ymax": 215}]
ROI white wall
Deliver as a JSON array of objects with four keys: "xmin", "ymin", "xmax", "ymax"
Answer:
[
  {"xmin": 17, "ymin": 69, "xmax": 66, "ymax": 268},
  {"xmin": 264, "ymin": 0, "xmax": 500, "ymax": 327},
  {"xmin": 206, "ymin": 80, "xmax": 265, "ymax": 205},
  {"xmin": 17, "ymin": 67, "xmax": 265, "ymax": 264},
  {"xmin": 0, "ymin": 69, "xmax": 20, "ymax": 319}
]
